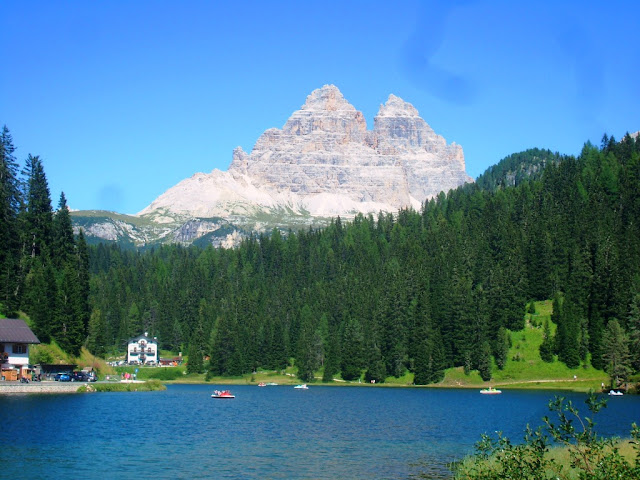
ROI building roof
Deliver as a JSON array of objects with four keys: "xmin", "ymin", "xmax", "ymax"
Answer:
[
  {"xmin": 0, "ymin": 318, "xmax": 41, "ymax": 344},
  {"xmin": 128, "ymin": 334, "xmax": 158, "ymax": 343}
]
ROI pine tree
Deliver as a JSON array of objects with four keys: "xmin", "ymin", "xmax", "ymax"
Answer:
[
  {"xmin": 22, "ymin": 259, "xmax": 55, "ymax": 343},
  {"xmin": 321, "ymin": 330, "xmax": 340, "ymax": 382},
  {"xmin": 295, "ymin": 305, "xmax": 319, "ymax": 382},
  {"xmin": 539, "ymin": 319, "xmax": 554, "ymax": 362},
  {"xmin": 340, "ymin": 316, "xmax": 365, "ymax": 381},
  {"xmin": 55, "ymin": 263, "xmax": 85, "ymax": 356},
  {"xmin": 186, "ymin": 321, "xmax": 205, "ymax": 374},
  {"xmin": 413, "ymin": 335, "xmax": 434, "ymax": 385},
  {"xmin": 627, "ymin": 293, "xmax": 640, "ymax": 371},
  {"xmin": 477, "ymin": 341, "xmax": 493, "ymax": 381},
  {"xmin": 364, "ymin": 343, "xmax": 386, "ymax": 384},
  {"xmin": 52, "ymin": 192, "xmax": 75, "ymax": 268},
  {"xmin": 601, "ymin": 319, "xmax": 632, "ymax": 388},
  {"xmin": 87, "ymin": 308, "xmax": 108, "ymax": 356},
  {"xmin": 21, "ymin": 154, "xmax": 53, "ymax": 259},
  {"xmin": 553, "ymin": 293, "xmax": 581, "ymax": 368},
  {"xmin": 75, "ymin": 230, "xmax": 91, "ymax": 335},
  {"xmin": 0, "ymin": 126, "xmax": 22, "ymax": 315},
  {"xmin": 494, "ymin": 327, "xmax": 510, "ymax": 370}
]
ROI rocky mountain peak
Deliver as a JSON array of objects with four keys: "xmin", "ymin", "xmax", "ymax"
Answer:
[
  {"xmin": 135, "ymin": 85, "xmax": 472, "ymax": 244},
  {"xmin": 301, "ymin": 84, "xmax": 356, "ymax": 112},
  {"xmin": 377, "ymin": 94, "xmax": 419, "ymax": 118}
]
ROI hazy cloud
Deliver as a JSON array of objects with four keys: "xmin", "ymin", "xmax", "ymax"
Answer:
[
  {"xmin": 400, "ymin": 0, "xmax": 477, "ymax": 105},
  {"xmin": 97, "ymin": 184, "xmax": 125, "ymax": 212}
]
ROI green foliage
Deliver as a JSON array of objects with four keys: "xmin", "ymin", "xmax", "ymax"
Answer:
[
  {"xmin": 539, "ymin": 319, "xmax": 554, "ymax": 363},
  {"xmin": 477, "ymin": 341, "xmax": 493, "ymax": 381},
  {"xmin": 0, "ymin": 128, "xmax": 91, "ymax": 355},
  {"xmin": 601, "ymin": 318, "xmax": 632, "ymax": 388},
  {"xmin": 65, "ymin": 134, "xmax": 640, "ymax": 380},
  {"xmin": 0, "ymin": 126, "xmax": 22, "ymax": 316},
  {"xmin": 494, "ymin": 327, "xmax": 510, "ymax": 370},
  {"xmin": 136, "ymin": 367, "xmax": 183, "ymax": 381},
  {"xmin": 86, "ymin": 379, "xmax": 166, "ymax": 392},
  {"xmin": 454, "ymin": 393, "xmax": 640, "ymax": 479}
]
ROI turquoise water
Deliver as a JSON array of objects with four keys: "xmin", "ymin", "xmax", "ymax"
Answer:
[{"xmin": 2, "ymin": 385, "xmax": 639, "ymax": 479}]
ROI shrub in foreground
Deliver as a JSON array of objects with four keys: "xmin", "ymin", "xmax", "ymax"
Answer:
[{"xmin": 453, "ymin": 393, "xmax": 640, "ymax": 479}]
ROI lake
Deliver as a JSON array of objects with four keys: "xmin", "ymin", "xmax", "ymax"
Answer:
[{"xmin": 2, "ymin": 384, "xmax": 638, "ymax": 479}]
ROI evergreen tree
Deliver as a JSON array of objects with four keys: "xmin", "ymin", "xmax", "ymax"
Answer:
[
  {"xmin": 268, "ymin": 317, "xmax": 289, "ymax": 371},
  {"xmin": 22, "ymin": 259, "xmax": 56, "ymax": 343},
  {"xmin": 553, "ymin": 293, "xmax": 581, "ymax": 368},
  {"xmin": 295, "ymin": 305, "xmax": 319, "ymax": 382},
  {"xmin": 364, "ymin": 343, "xmax": 386, "ymax": 384},
  {"xmin": 477, "ymin": 341, "xmax": 493, "ymax": 381},
  {"xmin": 75, "ymin": 230, "xmax": 91, "ymax": 334},
  {"xmin": 539, "ymin": 319, "xmax": 554, "ymax": 362},
  {"xmin": 21, "ymin": 154, "xmax": 53, "ymax": 259},
  {"xmin": 601, "ymin": 319, "xmax": 632, "ymax": 388},
  {"xmin": 628, "ymin": 293, "xmax": 640, "ymax": 371},
  {"xmin": 52, "ymin": 192, "xmax": 75, "ymax": 268},
  {"xmin": 0, "ymin": 126, "xmax": 22, "ymax": 315},
  {"xmin": 413, "ymin": 335, "xmax": 434, "ymax": 385},
  {"xmin": 494, "ymin": 327, "xmax": 510, "ymax": 370},
  {"xmin": 321, "ymin": 330, "xmax": 340, "ymax": 382},
  {"xmin": 87, "ymin": 308, "xmax": 108, "ymax": 356},
  {"xmin": 55, "ymin": 263, "xmax": 85, "ymax": 355},
  {"xmin": 186, "ymin": 321, "xmax": 205, "ymax": 374},
  {"xmin": 340, "ymin": 316, "xmax": 365, "ymax": 381}
]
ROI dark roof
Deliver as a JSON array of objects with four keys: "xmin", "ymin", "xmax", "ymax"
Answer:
[
  {"xmin": 0, "ymin": 319, "xmax": 41, "ymax": 344},
  {"xmin": 129, "ymin": 334, "xmax": 157, "ymax": 343}
]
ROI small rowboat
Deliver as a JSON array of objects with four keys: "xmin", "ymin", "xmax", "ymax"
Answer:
[{"xmin": 480, "ymin": 387, "xmax": 502, "ymax": 395}]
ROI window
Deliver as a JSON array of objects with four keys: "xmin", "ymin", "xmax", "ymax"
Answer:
[{"xmin": 12, "ymin": 344, "xmax": 27, "ymax": 354}]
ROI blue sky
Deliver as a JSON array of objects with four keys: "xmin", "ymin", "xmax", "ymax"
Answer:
[{"xmin": 2, "ymin": 1, "xmax": 638, "ymax": 214}]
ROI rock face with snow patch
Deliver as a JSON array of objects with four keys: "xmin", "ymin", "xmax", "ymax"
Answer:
[{"xmin": 139, "ymin": 85, "xmax": 471, "ymax": 223}]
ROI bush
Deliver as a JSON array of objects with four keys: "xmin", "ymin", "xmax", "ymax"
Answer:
[
  {"xmin": 88, "ymin": 380, "xmax": 166, "ymax": 392},
  {"xmin": 453, "ymin": 393, "xmax": 640, "ymax": 479}
]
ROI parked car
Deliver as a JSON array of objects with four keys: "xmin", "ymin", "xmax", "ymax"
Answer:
[
  {"xmin": 54, "ymin": 373, "xmax": 71, "ymax": 382},
  {"xmin": 71, "ymin": 371, "xmax": 89, "ymax": 382}
]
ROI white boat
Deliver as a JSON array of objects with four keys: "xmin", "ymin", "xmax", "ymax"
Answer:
[
  {"xmin": 608, "ymin": 390, "xmax": 624, "ymax": 396},
  {"xmin": 294, "ymin": 384, "xmax": 308, "ymax": 389},
  {"xmin": 480, "ymin": 387, "xmax": 502, "ymax": 395}
]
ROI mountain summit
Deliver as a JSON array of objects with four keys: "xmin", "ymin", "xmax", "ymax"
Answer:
[
  {"xmin": 140, "ymin": 85, "xmax": 471, "ymax": 219},
  {"xmin": 76, "ymin": 85, "xmax": 472, "ymax": 246}
]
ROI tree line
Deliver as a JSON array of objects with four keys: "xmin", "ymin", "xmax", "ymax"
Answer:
[
  {"xmin": 0, "ymin": 126, "xmax": 90, "ymax": 355},
  {"xmin": 2, "ymin": 124, "xmax": 639, "ymax": 384},
  {"xmin": 87, "ymin": 134, "xmax": 640, "ymax": 383}
]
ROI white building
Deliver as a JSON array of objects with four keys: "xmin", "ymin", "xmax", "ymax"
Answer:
[
  {"xmin": 127, "ymin": 333, "xmax": 159, "ymax": 365},
  {"xmin": 0, "ymin": 318, "xmax": 41, "ymax": 381}
]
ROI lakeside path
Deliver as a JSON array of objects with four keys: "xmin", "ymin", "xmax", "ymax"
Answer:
[
  {"xmin": 0, "ymin": 381, "xmax": 82, "ymax": 394},
  {"xmin": 0, "ymin": 379, "xmax": 146, "ymax": 394}
]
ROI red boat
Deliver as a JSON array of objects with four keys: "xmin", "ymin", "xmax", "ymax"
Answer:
[{"xmin": 211, "ymin": 389, "xmax": 235, "ymax": 399}]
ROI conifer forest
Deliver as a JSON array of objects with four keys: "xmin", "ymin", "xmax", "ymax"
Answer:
[{"xmin": 2, "ymin": 125, "xmax": 640, "ymax": 383}]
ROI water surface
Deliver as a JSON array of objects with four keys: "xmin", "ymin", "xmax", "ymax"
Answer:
[{"xmin": 2, "ymin": 384, "xmax": 638, "ymax": 479}]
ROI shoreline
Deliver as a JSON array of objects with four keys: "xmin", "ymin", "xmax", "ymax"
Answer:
[{"xmin": 1, "ymin": 377, "xmax": 629, "ymax": 395}]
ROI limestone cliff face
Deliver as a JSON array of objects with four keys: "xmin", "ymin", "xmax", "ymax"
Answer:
[{"xmin": 139, "ymin": 84, "xmax": 472, "ymax": 224}]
